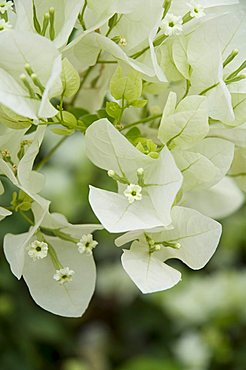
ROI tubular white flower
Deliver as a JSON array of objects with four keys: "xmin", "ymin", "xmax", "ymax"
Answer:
[
  {"xmin": 0, "ymin": 19, "xmax": 12, "ymax": 31},
  {"xmin": 53, "ymin": 267, "xmax": 75, "ymax": 285},
  {"xmin": 160, "ymin": 13, "xmax": 183, "ymax": 37},
  {"xmin": 27, "ymin": 240, "xmax": 48, "ymax": 261},
  {"xmin": 77, "ymin": 234, "xmax": 98, "ymax": 255},
  {"xmin": 0, "ymin": 1, "xmax": 13, "ymax": 14},
  {"xmin": 124, "ymin": 184, "xmax": 143, "ymax": 204},
  {"xmin": 187, "ymin": 1, "xmax": 206, "ymax": 18}
]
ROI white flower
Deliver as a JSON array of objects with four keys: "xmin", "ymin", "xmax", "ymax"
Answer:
[
  {"xmin": 0, "ymin": 19, "xmax": 12, "ymax": 31},
  {"xmin": 119, "ymin": 36, "xmax": 127, "ymax": 47},
  {"xmin": 187, "ymin": 1, "xmax": 206, "ymax": 19},
  {"xmin": 53, "ymin": 267, "xmax": 75, "ymax": 285},
  {"xmin": 85, "ymin": 119, "xmax": 183, "ymax": 233},
  {"xmin": 27, "ymin": 240, "xmax": 48, "ymax": 261},
  {"xmin": 0, "ymin": 30, "xmax": 62, "ymax": 119},
  {"xmin": 124, "ymin": 184, "xmax": 143, "ymax": 204},
  {"xmin": 77, "ymin": 234, "xmax": 98, "ymax": 255},
  {"xmin": 116, "ymin": 206, "xmax": 222, "ymax": 293},
  {"xmin": 0, "ymin": 1, "xmax": 13, "ymax": 14},
  {"xmin": 160, "ymin": 13, "xmax": 183, "ymax": 37}
]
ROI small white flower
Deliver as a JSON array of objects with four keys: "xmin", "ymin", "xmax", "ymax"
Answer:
[
  {"xmin": 77, "ymin": 234, "xmax": 98, "ymax": 255},
  {"xmin": 53, "ymin": 267, "xmax": 75, "ymax": 285},
  {"xmin": 0, "ymin": 18, "xmax": 12, "ymax": 31},
  {"xmin": 0, "ymin": 1, "xmax": 13, "ymax": 14},
  {"xmin": 187, "ymin": 1, "xmax": 206, "ymax": 19},
  {"xmin": 160, "ymin": 13, "xmax": 183, "ymax": 37},
  {"xmin": 27, "ymin": 240, "xmax": 49, "ymax": 261},
  {"xmin": 119, "ymin": 36, "xmax": 127, "ymax": 47},
  {"xmin": 124, "ymin": 184, "xmax": 143, "ymax": 204}
]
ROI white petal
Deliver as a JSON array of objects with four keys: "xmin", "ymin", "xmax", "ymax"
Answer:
[
  {"xmin": 0, "ymin": 207, "xmax": 12, "ymax": 221},
  {"xmin": 155, "ymin": 206, "xmax": 222, "ymax": 270},
  {"xmin": 3, "ymin": 199, "xmax": 49, "ymax": 278},
  {"xmin": 23, "ymin": 236, "xmax": 96, "ymax": 317},
  {"xmin": 89, "ymin": 186, "xmax": 165, "ymax": 233},
  {"xmin": 85, "ymin": 118, "xmax": 152, "ymax": 176},
  {"xmin": 17, "ymin": 126, "xmax": 46, "ymax": 194},
  {"xmin": 121, "ymin": 242, "xmax": 181, "ymax": 293},
  {"xmin": 184, "ymin": 177, "xmax": 244, "ymax": 219}
]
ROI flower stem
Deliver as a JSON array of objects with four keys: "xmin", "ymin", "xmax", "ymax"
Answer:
[
  {"xmin": 35, "ymin": 136, "xmax": 68, "ymax": 171},
  {"xmin": 120, "ymin": 114, "xmax": 162, "ymax": 131}
]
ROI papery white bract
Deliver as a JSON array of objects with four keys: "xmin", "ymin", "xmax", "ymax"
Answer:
[
  {"xmin": 85, "ymin": 119, "xmax": 183, "ymax": 232},
  {"xmin": 3, "ymin": 204, "xmax": 102, "ymax": 317},
  {"xmin": 117, "ymin": 206, "xmax": 222, "ymax": 293},
  {"xmin": 0, "ymin": 29, "xmax": 62, "ymax": 119}
]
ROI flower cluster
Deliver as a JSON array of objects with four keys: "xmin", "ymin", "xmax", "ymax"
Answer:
[{"xmin": 0, "ymin": 0, "xmax": 245, "ymax": 317}]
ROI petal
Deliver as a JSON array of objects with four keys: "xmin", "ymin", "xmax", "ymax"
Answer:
[
  {"xmin": 23, "ymin": 236, "xmax": 96, "ymax": 317},
  {"xmin": 3, "ymin": 199, "xmax": 49, "ymax": 278},
  {"xmin": 85, "ymin": 118, "xmax": 152, "ymax": 175},
  {"xmin": 121, "ymin": 242, "xmax": 181, "ymax": 293},
  {"xmin": 157, "ymin": 206, "xmax": 222, "ymax": 270},
  {"xmin": 185, "ymin": 177, "xmax": 244, "ymax": 219},
  {"xmin": 0, "ymin": 207, "xmax": 12, "ymax": 221},
  {"xmin": 89, "ymin": 186, "xmax": 165, "ymax": 233}
]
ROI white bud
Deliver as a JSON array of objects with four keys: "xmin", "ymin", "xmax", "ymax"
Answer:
[
  {"xmin": 137, "ymin": 168, "xmax": 144, "ymax": 176},
  {"xmin": 108, "ymin": 170, "xmax": 115, "ymax": 177}
]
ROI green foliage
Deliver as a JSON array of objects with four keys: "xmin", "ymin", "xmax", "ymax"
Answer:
[
  {"xmin": 110, "ymin": 66, "xmax": 143, "ymax": 104},
  {"xmin": 117, "ymin": 357, "xmax": 179, "ymax": 370},
  {"xmin": 61, "ymin": 58, "xmax": 80, "ymax": 98},
  {"xmin": 106, "ymin": 101, "xmax": 121, "ymax": 120}
]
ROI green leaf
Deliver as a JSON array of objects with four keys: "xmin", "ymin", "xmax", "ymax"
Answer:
[
  {"xmin": 51, "ymin": 127, "xmax": 75, "ymax": 136},
  {"xmin": 81, "ymin": 114, "xmax": 99, "ymax": 128},
  {"xmin": 61, "ymin": 111, "xmax": 77, "ymax": 128},
  {"xmin": 0, "ymin": 105, "xmax": 31, "ymax": 130},
  {"xmin": 108, "ymin": 13, "xmax": 119, "ymax": 29},
  {"xmin": 125, "ymin": 127, "xmax": 141, "ymax": 143},
  {"xmin": 130, "ymin": 99, "xmax": 148, "ymax": 108},
  {"xmin": 106, "ymin": 101, "xmax": 121, "ymax": 120},
  {"xmin": 110, "ymin": 66, "xmax": 142, "ymax": 103},
  {"xmin": 61, "ymin": 58, "xmax": 80, "ymax": 98},
  {"xmin": 68, "ymin": 107, "xmax": 89, "ymax": 118}
]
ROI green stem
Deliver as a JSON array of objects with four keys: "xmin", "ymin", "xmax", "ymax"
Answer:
[
  {"xmin": 35, "ymin": 136, "xmax": 68, "ymax": 171},
  {"xmin": 51, "ymin": 229, "xmax": 79, "ymax": 243},
  {"xmin": 116, "ymin": 96, "xmax": 126, "ymax": 126},
  {"xmin": 46, "ymin": 241, "xmax": 63, "ymax": 269},
  {"xmin": 120, "ymin": 114, "xmax": 162, "ymax": 131},
  {"xmin": 200, "ymin": 82, "xmax": 220, "ymax": 96},
  {"xmin": 78, "ymin": 0, "xmax": 87, "ymax": 30},
  {"xmin": 20, "ymin": 211, "xmax": 34, "ymax": 226},
  {"xmin": 97, "ymin": 60, "xmax": 117, "ymax": 64}
]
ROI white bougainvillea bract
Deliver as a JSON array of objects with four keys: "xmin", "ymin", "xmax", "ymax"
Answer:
[{"xmin": 0, "ymin": 0, "xmax": 245, "ymax": 317}]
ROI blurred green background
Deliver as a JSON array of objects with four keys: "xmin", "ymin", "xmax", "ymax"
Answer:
[{"xmin": 1, "ymin": 132, "xmax": 246, "ymax": 370}]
